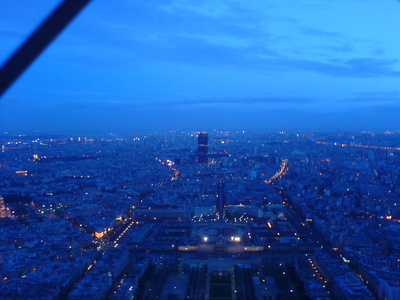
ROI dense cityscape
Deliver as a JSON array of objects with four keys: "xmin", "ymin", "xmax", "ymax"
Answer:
[
  {"xmin": 1, "ymin": 0, "xmax": 400, "ymax": 299},
  {"xmin": 1, "ymin": 130, "xmax": 400, "ymax": 299}
]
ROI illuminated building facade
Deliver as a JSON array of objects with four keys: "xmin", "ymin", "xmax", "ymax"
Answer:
[
  {"xmin": 178, "ymin": 223, "xmax": 264, "ymax": 253},
  {"xmin": 197, "ymin": 132, "xmax": 208, "ymax": 164}
]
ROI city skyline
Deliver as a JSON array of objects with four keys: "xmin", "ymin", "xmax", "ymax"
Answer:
[
  {"xmin": 1, "ymin": 1, "xmax": 400, "ymax": 133},
  {"xmin": 1, "ymin": 130, "xmax": 399, "ymax": 298}
]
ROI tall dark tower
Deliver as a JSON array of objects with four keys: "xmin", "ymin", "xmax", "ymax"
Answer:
[
  {"xmin": 197, "ymin": 132, "xmax": 208, "ymax": 164},
  {"xmin": 215, "ymin": 180, "xmax": 227, "ymax": 216}
]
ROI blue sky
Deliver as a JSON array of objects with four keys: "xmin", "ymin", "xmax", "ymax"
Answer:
[{"xmin": 1, "ymin": 0, "xmax": 400, "ymax": 133}]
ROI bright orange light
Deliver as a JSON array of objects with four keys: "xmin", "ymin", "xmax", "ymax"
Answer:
[{"xmin": 95, "ymin": 231, "xmax": 104, "ymax": 239}]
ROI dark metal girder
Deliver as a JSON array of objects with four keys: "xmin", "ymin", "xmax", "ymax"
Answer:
[{"xmin": 0, "ymin": 0, "xmax": 91, "ymax": 97}]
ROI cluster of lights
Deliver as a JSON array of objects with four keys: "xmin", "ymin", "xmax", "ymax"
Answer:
[
  {"xmin": 265, "ymin": 159, "xmax": 289, "ymax": 184},
  {"xmin": 307, "ymin": 257, "xmax": 328, "ymax": 287},
  {"xmin": 94, "ymin": 227, "xmax": 113, "ymax": 239},
  {"xmin": 155, "ymin": 157, "xmax": 181, "ymax": 181},
  {"xmin": 316, "ymin": 141, "xmax": 400, "ymax": 151},
  {"xmin": 230, "ymin": 236, "xmax": 241, "ymax": 242},
  {"xmin": 114, "ymin": 220, "xmax": 135, "ymax": 244},
  {"xmin": 15, "ymin": 170, "xmax": 28, "ymax": 176},
  {"xmin": 203, "ymin": 236, "xmax": 241, "ymax": 242}
]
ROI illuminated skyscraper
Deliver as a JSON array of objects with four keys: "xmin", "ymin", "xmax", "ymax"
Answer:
[
  {"xmin": 215, "ymin": 181, "xmax": 227, "ymax": 216},
  {"xmin": 198, "ymin": 132, "xmax": 208, "ymax": 164}
]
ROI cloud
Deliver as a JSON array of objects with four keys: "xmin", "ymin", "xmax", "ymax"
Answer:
[
  {"xmin": 54, "ymin": 19, "xmax": 400, "ymax": 79},
  {"xmin": 170, "ymin": 96, "xmax": 315, "ymax": 106},
  {"xmin": 343, "ymin": 58, "xmax": 400, "ymax": 77},
  {"xmin": 270, "ymin": 57, "xmax": 400, "ymax": 78},
  {"xmin": 300, "ymin": 28, "xmax": 343, "ymax": 39},
  {"xmin": 345, "ymin": 91, "xmax": 400, "ymax": 104},
  {"xmin": 39, "ymin": 0, "xmax": 398, "ymax": 80},
  {"xmin": 318, "ymin": 44, "xmax": 354, "ymax": 53}
]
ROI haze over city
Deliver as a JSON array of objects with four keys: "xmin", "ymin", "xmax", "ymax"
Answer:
[{"xmin": 1, "ymin": 0, "xmax": 400, "ymax": 133}]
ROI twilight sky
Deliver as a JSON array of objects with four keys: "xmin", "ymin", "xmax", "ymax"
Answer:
[{"xmin": 1, "ymin": 0, "xmax": 400, "ymax": 133}]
